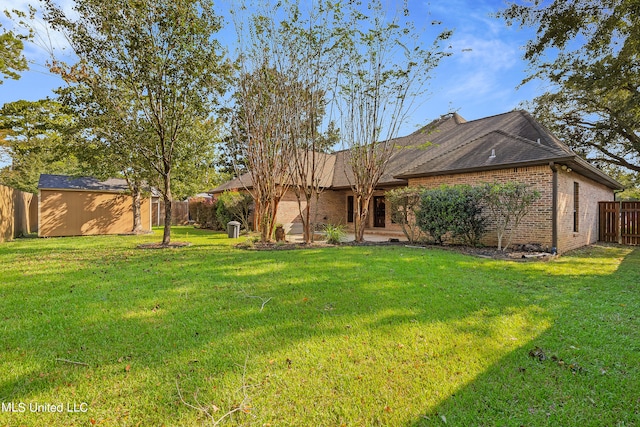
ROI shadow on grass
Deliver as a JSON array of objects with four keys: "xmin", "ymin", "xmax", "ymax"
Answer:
[
  {"xmin": 408, "ymin": 246, "xmax": 640, "ymax": 427},
  {"xmin": 1, "ymin": 229, "xmax": 637, "ymax": 425}
]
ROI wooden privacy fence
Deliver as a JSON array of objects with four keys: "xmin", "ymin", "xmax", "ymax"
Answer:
[
  {"xmin": 0, "ymin": 184, "xmax": 37, "ymax": 243},
  {"xmin": 599, "ymin": 201, "xmax": 640, "ymax": 245},
  {"xmin": 152, "ymin": 200, "xmax": 189, "ymax": 226}
]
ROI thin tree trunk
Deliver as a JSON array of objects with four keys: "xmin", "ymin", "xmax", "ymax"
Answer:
[
  {"xmin": 131, "ymin": 184, "xmax": 143, "ymax": 234},
  {"xmin": 354, "ymin": 193, "xmax": 372, "ymax": 242},
  {"xmin": 303, "ymin": 200, "xmax": 311, "ymax": 244},
  {"xmin": 162, "ymin": 169, "xmax": 172, "ymax": 246}
]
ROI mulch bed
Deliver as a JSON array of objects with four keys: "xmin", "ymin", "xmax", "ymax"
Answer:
[
  {"xmin": 137, "ymin": 242, "xmax": 192, "ymax": 249},
  {"xmin": 235, "ymin": 239, "xmax": 555, "ymax": 261}
]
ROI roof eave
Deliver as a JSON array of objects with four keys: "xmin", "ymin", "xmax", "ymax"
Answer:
[
  {"xmin": 565, "ymin": 158, "xmax": 624, "ymax": 190},
  {"xmin": 394, "ymin": 157, "xmax": 575, "ymax": 180}
]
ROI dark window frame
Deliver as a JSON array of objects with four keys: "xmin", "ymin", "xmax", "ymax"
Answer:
[
  {"xmin": 573, "ymin": 182, "xmax": 579, "ymax": 233},
  {"xmin": 347, "ymin": 195, "xmax": 354, "ymax": 223}
]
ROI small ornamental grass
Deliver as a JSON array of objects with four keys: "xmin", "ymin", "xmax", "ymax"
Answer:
[
  {"xmin": 0, "ymin": 227, "xmax": 638, "ymax": 426},
  {"xmin": 323, "ymin": 223, "xmax": 347, "ymax": 244}
]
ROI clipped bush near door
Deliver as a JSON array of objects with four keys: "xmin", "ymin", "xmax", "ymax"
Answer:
[{"xmin": 416, "ymin": 185, "xmax": 487, "ymax": 245}]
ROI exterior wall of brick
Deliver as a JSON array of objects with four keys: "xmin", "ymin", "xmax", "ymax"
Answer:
[
  {"xmin": 556, "ymin": 169, "xmax": 615, "ymax": 252},
  {"xmin": 406, "ymin": 165, "xmax": 615, "ymax": 253},
  {"xmin": 310, "ymin": 188, "xmax": 405, "ymax": 234},
  {"xmin": 313, "ymin": 190, "xmax": 347, "ymax": 226},
  {"xmin": 409, "ymin": 166, "xmax": 553, "ymax": 248},
  {"xmin": 276, "ymin": 188, "xmax": 404, "ymax": 234},
  {"xmin": 274, "ymin": 189, "xmax": 348, "ymax": 234},
  {"xmin": 408, "ymin": 166, "xmax": 555, "ymax": 249},
  {"xmin": 272, "ymin": 190, "xmax": 303, "ymax": 233},
  {"xmin": 227, "ymin": 165, "xmax": 615, "ymax": 251}
]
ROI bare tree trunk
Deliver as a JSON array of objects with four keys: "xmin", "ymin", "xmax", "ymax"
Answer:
[
  {"xmin": 131, "ymin": 184, "xmax": 143, "ymax": 234},
  {"xmin": 303, "ymin": 201, "xmax": 311, "ymax": 243},
  {"xmin": 125, "ymin": 177, "xmax": 144, "ymax": 234},
  {"xmin": 162, "ymin": 166, "xmax": 172, "ymax": 246},
  {"xmin": 354, "ymin": 194, "xmax": 371, "ymax": 243}
]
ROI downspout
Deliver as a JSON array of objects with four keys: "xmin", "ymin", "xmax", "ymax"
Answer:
[{"xmin": 549, "ymin": 162, "xmax": 558, "ymax": 255}]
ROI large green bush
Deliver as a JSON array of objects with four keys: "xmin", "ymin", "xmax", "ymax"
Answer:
[
  {"xmin": 216, "ymin": 190, "xmax": 253, "ymax": 231},
  {"xmin": 188, "ymin": 197, "xmax": 218, "ymax": 229},
  {"xmin": 416, "ymin": 185, "xmax": 486, "ymax": 245}
]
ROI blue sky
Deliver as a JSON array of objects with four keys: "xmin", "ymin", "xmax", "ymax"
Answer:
[{"xmin": 0, "ymin": 0, "xmax": 542, "ymax": 165}]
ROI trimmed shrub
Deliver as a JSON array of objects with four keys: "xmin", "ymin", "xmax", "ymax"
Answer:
[
  {"xmin": 416, "ymin": 185, "xmax": 487, "ymax": 245},
  {"xmin": 215, "ymin": 198, "xmax": 234, "ymax": 230},
  {"xmin": 188, "ymin": 197, "xmax": 218, "ymax": 229}
]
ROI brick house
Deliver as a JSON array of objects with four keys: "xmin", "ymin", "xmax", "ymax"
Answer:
[{"xmin": 212, "ymin": 110, "xmax": 622, "ymax": 253}]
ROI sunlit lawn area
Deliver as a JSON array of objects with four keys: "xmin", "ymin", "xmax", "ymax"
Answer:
[{"xmin": 0, "ymin": 227, "xmax": 638, "ymax": 426}]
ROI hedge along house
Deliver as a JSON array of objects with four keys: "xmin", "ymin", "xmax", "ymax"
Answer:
[
  {"xmin": 212, "ymin": 110, "xmax": 622, "ymax": 253},
  {"xmin": 38, "ymin": 174, "xmax": 152, "ymax": 237}
]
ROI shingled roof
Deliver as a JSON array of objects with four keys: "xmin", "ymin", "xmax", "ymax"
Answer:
[
  {"xmin": 38, "ymin": 174, "xmax": 130, "ymax": 192},
  {"xmin": 212, "ymin": 110, "xmax": 622, "ymax": 193},
  {"xmin": 391, "ymin": 110, "xmax": 620, "ymax": 189}
]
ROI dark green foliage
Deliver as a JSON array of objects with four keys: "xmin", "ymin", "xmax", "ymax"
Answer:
[
  {"xmin": 417, "ymin": 187, "xmax": 453, "ymax": 244},
  {"xmin": 41, "ymin": 0, "xmax": 232, "ymax": 245},
  {"xmin": 499, "ymin": 0, "xmax": 640, "ymax": 176},
  {"xmin": 0, "ymin": 99, "xmax": 82, "ymax": 193},
  {"xmin": 188, "ymin": 197, "xmax": 218, "ymax": 229},
  {"xmin": 215, "ymin": 198, "xmax": 234, "ymax": 231},
  {"xmin": 0, "ymin": 22, "xmax": 28, "ymax": 84},
  {"xmin": 217, "ymin": 190, "xmax": 253, "ymax": 231},
  {"xmin": 455, "ymin": 185, "xmax": 487, "ymax": 246},
  {"xmin": 416, "ymin": 185, "xmax": 486, "ymax": 245}
]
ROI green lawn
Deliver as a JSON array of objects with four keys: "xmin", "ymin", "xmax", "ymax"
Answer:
[{"xmin": 0, "ymin": 227, "xmax": 638, "ymax": 426}]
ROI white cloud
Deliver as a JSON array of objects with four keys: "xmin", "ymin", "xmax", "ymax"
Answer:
[
  {"xmin": 452, "ymin": 36, "xmax": 519, "ymax": 70},
  {"xmin": 1, "ymin": 0, "xmax": 76, "ymax": 66}
]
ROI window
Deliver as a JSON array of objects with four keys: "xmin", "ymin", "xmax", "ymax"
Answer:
[
  {"xmin": 573, "ymin": 182, "xmax": 579, "ymax": 232},
  {"xmin": 347, "ymin": 196, "xmax": 354, "ymax": 223}
]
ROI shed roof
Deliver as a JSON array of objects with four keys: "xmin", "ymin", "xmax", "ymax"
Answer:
[{"xmin": 38, "ymin": 174, "xmax": 130, "ymax": 193}]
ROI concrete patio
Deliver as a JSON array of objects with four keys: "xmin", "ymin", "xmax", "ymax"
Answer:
[{"xmin": 287, "ymin": 230, "xmax": 407, "ymax": 243}]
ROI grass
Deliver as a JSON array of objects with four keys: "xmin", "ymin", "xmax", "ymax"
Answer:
[{"xmin": 0, "ymin": 227, "xmax": 638, "ymax": 426}]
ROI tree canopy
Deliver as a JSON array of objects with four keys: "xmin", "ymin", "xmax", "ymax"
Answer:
[
  {"xmin": 500, "ymin": 0, "xmax": 640, "ymax": 176},
  {"xmin": 337, "ymin": 0, "xmax": 452, "ymax": 241},
  {"xmin": 0, "ymin": 21, "xmax": 28, "ymax": 84},
  {"xmin": 0, "ymin": 98, "xmax": 81, "ymax": 193},
  {"xmin": 42, "ymin": 0, "xmax": 232, "ymax": 244}
]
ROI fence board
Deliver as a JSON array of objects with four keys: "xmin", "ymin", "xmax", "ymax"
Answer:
[
  {"xmin": 621, "ymin": 201, "xmax": 640, "ymax": 245},
  {"xmin": 599, "ymin": 201, "xmax": 640, "ymax": 245},
  {"xmin": 152, "ymin": 200, "xmax": 189, "ymax": 226},
  {"xmin": 599, "ymin": 202, "xmax": 620, "ymax": 243},
  {"xmin": 0, "ymin": 184, "xmax": 36, "ymax": 242}
]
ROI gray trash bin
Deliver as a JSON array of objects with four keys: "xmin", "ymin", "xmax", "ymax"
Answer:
[{"xmin": 227, "ymin": 221, "xmax": 240, "ymax": 238}]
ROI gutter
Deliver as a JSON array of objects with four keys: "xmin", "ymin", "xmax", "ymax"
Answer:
[{"xmin": 549, "ymin": 162, "xmax": 558, "ymax": 254}]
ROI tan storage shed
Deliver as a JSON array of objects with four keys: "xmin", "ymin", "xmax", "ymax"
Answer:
[{"xmin": 38, "ymin": 174, "xmax": 151, "ymax": 237}]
